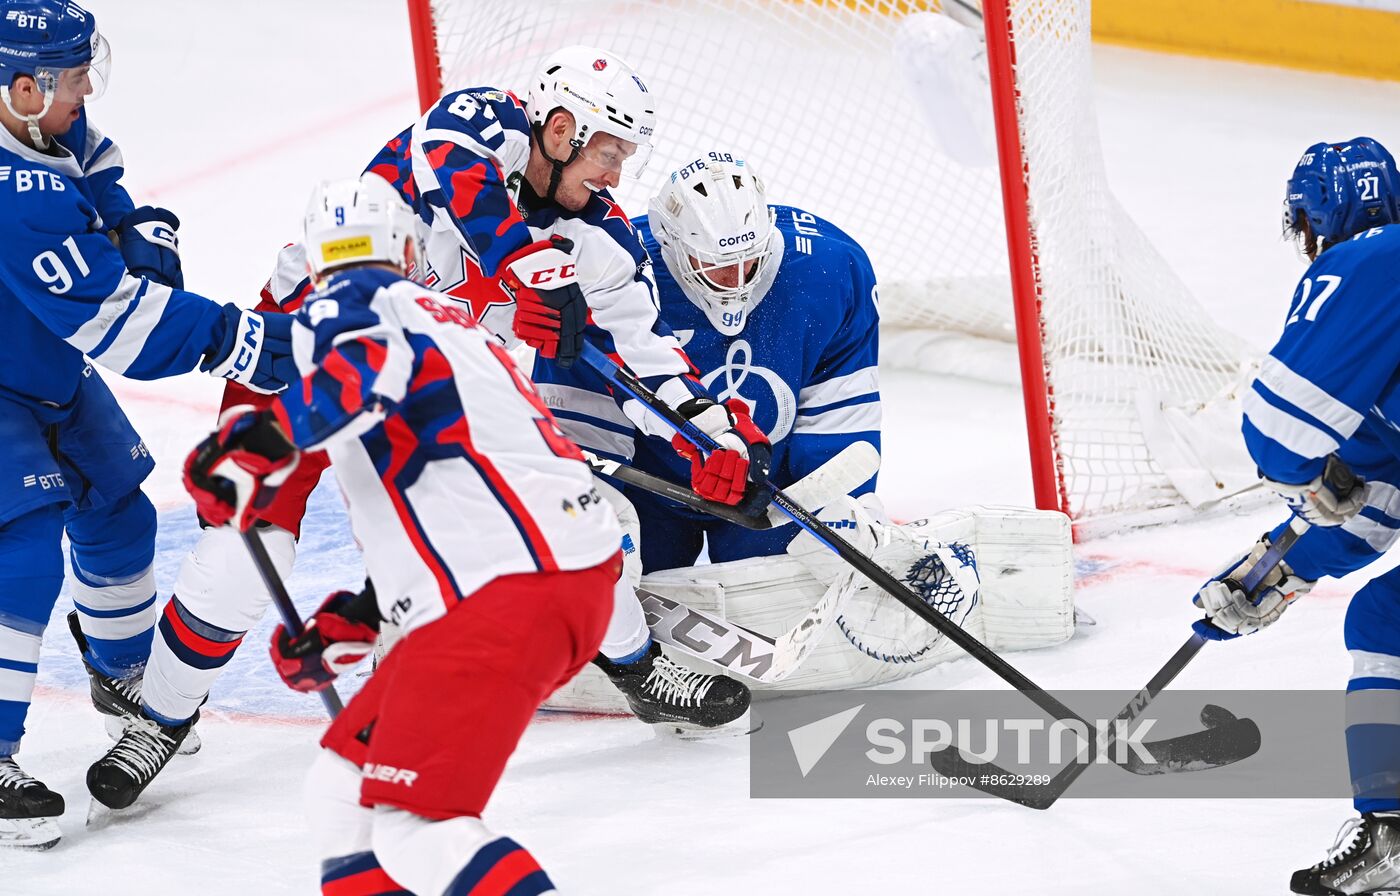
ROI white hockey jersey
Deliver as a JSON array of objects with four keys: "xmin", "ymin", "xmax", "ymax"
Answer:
[{"xmin": 273, "ymin": 267, "xmax": 622, "ymax": 635}]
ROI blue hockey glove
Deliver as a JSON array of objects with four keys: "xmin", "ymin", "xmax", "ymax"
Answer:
[
  {"xmin": 201, "ymin": 305, "xmax": 296, "ymax": 394},
  {"xmin": 115, "ymin": 206, "xmax": 184, "ymax": 288},
  {"xmin": 1191, "ymin": 533, "xmax": 1315, "ymax": 640}
]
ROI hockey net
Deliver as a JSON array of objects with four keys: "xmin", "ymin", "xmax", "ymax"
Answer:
[{"xmin": 405, "ymin": 0, "xmax": 1261, "ymax": 534}]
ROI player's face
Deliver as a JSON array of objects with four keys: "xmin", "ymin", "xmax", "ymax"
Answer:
[
  {"xmin": 689, "ymin": 255, "xmax": 760, "ymax": 290},
  {"xmin": 554, "ymin": 133, "xmax": 637, "ymax": 210}
]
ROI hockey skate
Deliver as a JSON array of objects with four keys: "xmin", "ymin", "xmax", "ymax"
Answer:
[
  {"xmin": 0, "ymin": 756, "xmax": 63, "ymax": 849},
  {"xmin": 67, "ymin": 611, "xmax": 201, "ymax": 756},
  {"xmin": 86, "ymin": 710, "xmax": 199, "ymax": 814},
  {"xmin": 1291, "ymin": 812, "xmax": 1400, "ymax": 895},
  {"xmin": 594, "ymin": 642, "xmax": 751, "ymax": 736}
]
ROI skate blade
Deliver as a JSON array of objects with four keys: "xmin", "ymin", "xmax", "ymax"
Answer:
[
  {"xmin": 104, "ymin": 715, "xmax": 201, "ymax": 756},
  {"xmin": 0, "ymin": 815, "xmax": 62, "ymax": 849},
  {"xmin": 653, "ymin": 710, "xmax": 756, "ymax": 741}
]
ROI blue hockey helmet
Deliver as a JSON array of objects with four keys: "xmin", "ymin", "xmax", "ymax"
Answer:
[
  {"xmin": 0, "ymin": 0, "xmax": 109, "ymax": 146},
  {"xmin": 1284, "ymin": 137, "xmax": 1400, "ymax": 257}
]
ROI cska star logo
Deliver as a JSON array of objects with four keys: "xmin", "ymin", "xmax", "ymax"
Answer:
[{"xmin": 593, "ymin": 58, "xmax": 608, "ymax": 71}]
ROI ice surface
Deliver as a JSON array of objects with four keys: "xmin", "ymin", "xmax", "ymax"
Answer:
[{"xmin": 8, "ymin": 1, "xmax": 1400, "ymax": 892}]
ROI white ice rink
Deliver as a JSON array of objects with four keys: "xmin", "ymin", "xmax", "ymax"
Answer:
[{"xmin": 8, "ymin": 1, "xmax": 1400, "ymax": 893}]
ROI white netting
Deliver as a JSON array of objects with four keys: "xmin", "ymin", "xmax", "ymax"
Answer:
[{"xmin": 414, "ymin": 0, "xmax": 1254, "ymax": 527}]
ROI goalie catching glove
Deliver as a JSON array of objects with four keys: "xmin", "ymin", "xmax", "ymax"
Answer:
[
  {"xmin": 271, "ymin": 584, "xmax": 380, "ymax": 692},
  {"xmin": 1192, "ymin": 532, "xmax": 1315, "ymax": 640},
  {"xmin": 183, "ymin": 406, "xmax": 300, "ymax": 531},
  {"xmin": 503, "ymin": 235, "xmax": 587, "ymax": 368},
  {"xmin": 672, "ymin": 396, "xmax": 772, "ymax": 508}
]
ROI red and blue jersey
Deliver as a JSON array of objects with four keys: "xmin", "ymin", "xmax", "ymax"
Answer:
[
  {"xmin": 273, "ymin": 267, "xmax": 621, "ymax": 634},
  {"xmin": 362, "ymin": 87, "xmax": 707, "ymax": 415}
]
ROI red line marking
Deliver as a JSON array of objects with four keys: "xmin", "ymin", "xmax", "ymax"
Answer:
[{"xmin": 136, "ymin": 88, "xmax": 418, "ymax": 202}]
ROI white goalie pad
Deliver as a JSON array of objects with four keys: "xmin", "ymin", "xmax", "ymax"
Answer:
[{"xmin": 543, "ymin": 504, "xmax": 1075, "ymax": 713}]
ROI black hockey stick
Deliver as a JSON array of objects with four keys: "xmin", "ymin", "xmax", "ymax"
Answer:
[
  {"xmin": 241, "ymin": 526, "xmax": 343, "ymax": 718},
  {"xmin": 928, "ymin": 515, "xmax": 1309, "ymax": 808},
  {"xmin": 582, "ymin": 451, "xmax": 771, "ymax": 529},
  {"xmin": 577, "ymin": 343, "xmax": 1257, "ymax": 772}
]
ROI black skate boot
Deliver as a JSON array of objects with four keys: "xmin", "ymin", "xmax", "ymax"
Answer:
[
  {"xmin": 86, "ymin": 710, "xmax": 198, "ymax": 811},
  {"xmin": 0, "ymin": 756, "xmax": 63, "ymax": 849},
  {"xmin": 1291, "ymin": 812, "xmax": 1400, "ymax": 894},
  {"xmin": 67, "ymin": 611, "xmax": 201, "ymax": 756},
  {"xmin": 594, "ymin": 642, "xmax": 751, "ymax": 735}
]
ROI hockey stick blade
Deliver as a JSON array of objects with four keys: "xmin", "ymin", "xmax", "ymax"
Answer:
[
  {"xmin": 927, "ymin": 702, "xmax": 1262, "ymax": 808},
  {"xmin": 583, "ymin": 452, "xmax": 772, "ymax": 530},
  {"xmin": 636, "ymin": 576, "xmax": 851, "ymax": 683},
  {"xmin": 764, "ymin": 440, "xmax": 879, "ymax": 527}
]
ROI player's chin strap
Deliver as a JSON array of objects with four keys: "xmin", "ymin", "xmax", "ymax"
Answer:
[
  {"xmin": 531, "ymin": 123, "xmax": 581, "ymax": 204},
  {"xmin": 0, "ymin": 86, "xmax": 51, "ymax": 150},
  {"xmin": 577, "ymin": 340, "xmax": 1266, "ymax": 800}
]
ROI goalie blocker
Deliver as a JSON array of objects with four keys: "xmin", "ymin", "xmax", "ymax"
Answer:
[{"xmin": 545, "ymin": 503, "xmax": 1074, "ymax": 712}]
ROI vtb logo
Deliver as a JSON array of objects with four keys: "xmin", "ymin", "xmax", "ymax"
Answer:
[{"xmin": 529, "ymin": 264, "xmax": 576, "ymax": 286}]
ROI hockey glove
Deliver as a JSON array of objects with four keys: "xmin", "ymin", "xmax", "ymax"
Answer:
[
  {"xmin": 503, "ymin": 236, "xmax": 587, "ymax": 368},
  {"xmin": 184, "ymin": 406, "xmax": 300, "ymax": 532},
  {"xmin": 200, "ymin": 305, "xmax": 297, "ymax": 395},
  {"xmin": 270, "ymin": 586, "xmax": 380, "ymax": 692},
  {"xmin": 115, "ymin": 206, "xmax": 184, "ymax": 289},
  {"xmin": 1266, "ymin": 455, "xmax": 1364, "ymax": 528},
  {"xmin": 671, "ymin": 397, "xmax": 773, "ymax": 508},
  {"xmin": 1191, "ymin": 532, "xmax": 1315, "ymax": 640}
]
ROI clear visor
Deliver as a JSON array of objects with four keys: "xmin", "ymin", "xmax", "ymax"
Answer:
[
  {"xmin": 577, "ymin": 131, "xmax": 652, "ymax": 180},
  {"xmin": 35, "ymin": 33, "xmax": 111, "ymax": 103}
]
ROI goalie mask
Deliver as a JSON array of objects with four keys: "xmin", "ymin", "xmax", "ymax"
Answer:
[
  {"xmin": 303, "ymin": 174, "xmax": 424, "ymax": 278},
  {"xmin": 649, "ymin": 152, "xmax": 782, "ymax": 336}
]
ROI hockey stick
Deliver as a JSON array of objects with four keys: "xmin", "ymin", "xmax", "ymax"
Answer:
[
  {"xmin": 241, "ymin": 526, "xmax": 344, "ymax": 718},
  {"xmin": 577, "ymin": 342, "xmax": 1257, "ymax": 774},
  {"xmin": 928, "ymin": 515, "xmax": 1308, "ymax": 808},
  {"xmin": 584, "ymin": 441, "xmax": 880, "ymax": 531},
  {"xmin": 582, "ymin": 451, "xmax": 771, "ymax": 529}
]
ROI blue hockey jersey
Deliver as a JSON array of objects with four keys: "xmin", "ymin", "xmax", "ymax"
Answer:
[
  {"xmin": 1243, "ymin": 223, "xmax": 1400, "ymax": 580},
  {"xmin": 0, "ymin": 111, "xmax": 227, "ymax": 407},
  {"xmin": 533, "ymin": 204, "xmax": 881, "ymax": 493}
]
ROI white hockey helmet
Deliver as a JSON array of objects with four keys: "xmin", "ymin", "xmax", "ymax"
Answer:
[
  {"xmin": 526, "ymin": 46, "xmax": 656, "ymax": 179},
  {"xmin": 303, "ymin": 174, "xmax": 423, "ymax": 278},
  {"xmin": 648, "ymin": 151, "xmax": 781, "ymax": 336}
]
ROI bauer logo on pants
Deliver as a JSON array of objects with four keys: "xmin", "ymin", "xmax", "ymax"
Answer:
[
  {"xmin": 363, "ymin": 763, "xmax": 418, "ymax": 787},
  {"xmin": 749, "ymin": 689, "xmax": 1388, "ymax": 800}
]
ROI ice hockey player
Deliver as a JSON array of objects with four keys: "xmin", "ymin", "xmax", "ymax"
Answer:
[
  {"xmin": 531, "ymin": 150, "xmax": 882, "ymax": 571},
  {"xmin": 361, "ymin": 47, "xmax": 755, "ymax": 730},
  {"xmin": 0, "ymin": 0, "xmax": 294, "ymax": 846},
  {"xmin": 184, "ymin": 174, "xmax": 622, "ymax": 895},
  {"xmin": 1190, "ymin": 137, "xmax": 1400, "ymax": 895}
]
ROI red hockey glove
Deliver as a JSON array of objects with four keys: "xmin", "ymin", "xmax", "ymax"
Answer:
[
  {"xmin": 503, "ymin": 236, "xmax": 587, "ymax": 369},
  {"xmin": 270, "ymin": 587, "xmax": 380, "ymax": 692},
  {"xmin": 183, "ymin": 406, "xmax": 299, "ymax": 531},
  {"xmin": 671, "ymin": 397, "xmax": 772, "ymax": 507}
]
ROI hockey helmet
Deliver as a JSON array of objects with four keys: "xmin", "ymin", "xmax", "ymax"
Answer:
[
  {"xmin": 304, "ymin": 174, "xmax": 424, "ymax": 278},
  {"xmin": 526, "ymin": 46, "xmax": 655, "ymax": 179},
  {"xmin": 1285, "ymin": 137, "xmax": 1400, "ymax": 256},
  {"xmin": 0, "ymin": 0, "xmax": 110, "ymax": 146},
  {"xmin": 649, "ymin": 151, "xmax": 781, "ymax": 336}
]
